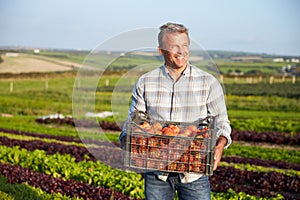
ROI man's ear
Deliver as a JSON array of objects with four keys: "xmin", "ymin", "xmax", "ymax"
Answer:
[{"xmin": 157, "ymin": 46, "xmax": 163, "ymax": 55}]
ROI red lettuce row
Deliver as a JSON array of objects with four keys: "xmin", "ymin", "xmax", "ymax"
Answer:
[
  {"xmin": 211, "ymin": 166, "xmax": 300, "ymax": 200},
  {"xmin": 0, "ymin": 127, "xmax": 82, "ymax": 143},
  {"xmin": 222, "ymin": 156, "xmax": 300, "ymax": 171},
  {"xmin": 1, "ymin": 125, "xmax": 300, "ymax": 146},
  {"xmin": 0, "ymin": 142, "xmax": 299, "ymax": 199},
  {"xmin": 231, "ymin": 129, "xmax": 300, "ymax": 145},
  {"xmin": 35, "ymin": 117, "xmax": 122, "ymax": 131},
  {"xmin": 0, "ymin": 127, "xmax": 120, "ymax": 147},
  {"xmin": 0, "ymin": 136, "xmax": 125, "ymax": 170},
  {"xmin": 0, "ymin": 163, "xmax": 138, "ymax": 200}
]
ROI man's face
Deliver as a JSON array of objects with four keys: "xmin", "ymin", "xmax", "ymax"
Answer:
[{"xmin": 159, "ymin": 32, "xmax": 190, "ymax": 69}]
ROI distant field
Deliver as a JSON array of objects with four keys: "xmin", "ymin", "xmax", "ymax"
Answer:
[
  {"xmin": 1, "ymin": 49, "xmax": 297, "ymax": 75},
  {"xmin": 0, "ymin": 53, "xmax": 81, "ymax": 74},
  {"xmin": 0, "ymin": 49, "xmax": 299, "ymax": 125}
]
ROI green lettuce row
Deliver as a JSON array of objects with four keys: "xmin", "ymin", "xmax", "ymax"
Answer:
[
  {"xmin": 0, "ymin": 132, "xmax": 84, "ymax": 147},
  {"xmin": 211, "ymin": 189, "xmax": 284, "ymax": 200},
  {"xmin": 2, "ymin": 127, "xmax": 300, "ymax": 166},
  {"xmin": 1, "ymin": 131, "xmax": 299, "ymax": 177},
  {"xmin": 0, "ymin": 190, "xmax": 14, "ymax": 200},
  {"xmin": 230, "ymin": 118, "xmax": 300, "ymax": 133},
  {"xmin": 0, "ymin": 116, "xmax": 79, "ymax": 138},
  {"xmin": 224, "ymin": 143, "xmax": 300, "ymax": 164},
  {"xmin": 220, "ymin": 162, "xmax": 300, "ymax": 177},
  {"xmin": 0, "ymin": 145, "xmax": 144, "ymax": 199},
  {"xmin": 0, "ymin": 145, "xmax": 287, "ymax": 200}
]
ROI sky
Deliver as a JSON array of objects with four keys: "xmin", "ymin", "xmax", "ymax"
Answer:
[{"xmin": 0, "ymin": 0, "xmax": 300, "ymax": 56}]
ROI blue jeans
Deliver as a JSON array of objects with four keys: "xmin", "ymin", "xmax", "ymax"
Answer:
[{"xmin": 144, "ymin": 172, "xmax": 211, "ymax": 200}]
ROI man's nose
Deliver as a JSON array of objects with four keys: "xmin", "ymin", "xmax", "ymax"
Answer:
[{"xmin": 177, "ymin": 46, "xmax": 184, "ymax": 54}]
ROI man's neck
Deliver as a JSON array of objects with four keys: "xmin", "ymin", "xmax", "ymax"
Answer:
[{"xmin": 165, "ymin": 64, "xmax": 187, "ymax": 81}]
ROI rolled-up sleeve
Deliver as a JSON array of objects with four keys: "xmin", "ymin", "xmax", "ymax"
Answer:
[{"xmin": 207, "ymin": 79, "xmax": 232, "ymax": 149}]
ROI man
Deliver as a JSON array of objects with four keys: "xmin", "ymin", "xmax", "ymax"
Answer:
[{"xmin": 120, "ymin": 22, "xmax": 231, "ymax": 200}]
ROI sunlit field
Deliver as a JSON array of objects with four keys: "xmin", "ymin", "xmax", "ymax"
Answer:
[{"xmin": 0, "ymin": 50, "xmax": 299, "ymax": 199}]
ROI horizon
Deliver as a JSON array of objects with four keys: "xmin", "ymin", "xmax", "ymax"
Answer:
[
  {"xmin": 1, "ymin": 1, "xmax": 300, "ymax": 56},
  {"xmin": 1, "ymin": 45, "xmax": 299, "ymax": 58}
]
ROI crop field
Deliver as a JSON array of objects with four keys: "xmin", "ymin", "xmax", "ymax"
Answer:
[{"xmin": 0, "ymin": 50, "xmax": 299, "ymax": 199}]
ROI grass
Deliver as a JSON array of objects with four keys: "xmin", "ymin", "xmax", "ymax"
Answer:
[
  {"xmin": 0, "ymin": 116, "xmax": 78, "ymax": 137},
  {"xmin": 226, "ymin": 95, "xmax": 300, "ymax": 112},
  {"xmin": 0, "ymin": 115, "xmax": 120, "ymax": 142},
  {"xmin": 25, "ymin": 49, "xmax": 89, "ymax": 65},
  {"xmin": 228, "ymin": 109, "xmax": 300, "ymax": 121},
  {"xmin": 214, "ymin": 59, "xmax": 288, "ymax": 74},
  {"xmin": 0, "ymin": 72, "xmax": 299, "ymax": 130},
  {"xmin": 0, "ymin": 50, "xmax": 299, "ymax": 136}
]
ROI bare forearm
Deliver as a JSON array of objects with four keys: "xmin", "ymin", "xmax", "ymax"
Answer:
[
  {"xmin": 217, "ymin": 135, "xmax": 227, "ymax": 148},
  {"xmin": 213, "ymin": 135, "xmax": 227, "ymax": 170}
]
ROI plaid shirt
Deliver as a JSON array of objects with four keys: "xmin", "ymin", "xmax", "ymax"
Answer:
[{"xmin": 120, "ymin": 64, "xmax": 231, "ymax": 182}]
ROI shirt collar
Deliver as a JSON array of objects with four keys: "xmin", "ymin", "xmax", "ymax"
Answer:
[
  {"xmin": 162, "ymin": 63, "xmax": 191, "ymax": 78},
  {"xmin": 182, "ymin": 64, "xmax": 191, "ymax": 77}
]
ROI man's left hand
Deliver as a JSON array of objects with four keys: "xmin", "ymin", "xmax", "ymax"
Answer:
[{"xmin": 213, "ymin": 136, "xmax": 227, "ymax": 171}]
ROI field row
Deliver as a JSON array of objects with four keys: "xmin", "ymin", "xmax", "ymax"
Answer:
[
  {"xmin": 1, "ymin": 134, "xmax": 299, "ymax": 176},
  {"xmin": 0, "ymin": 164, "xmax": 134, "ymax": 200},
  {"xmin": 1, "ymin": 128, "xmax": 300, "ymax": 165},
  {"xmin": 0, "ymin": 130, "xmax": 299, "ymax": 199}
]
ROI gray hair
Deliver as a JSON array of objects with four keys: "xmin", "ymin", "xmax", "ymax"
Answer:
[{"xmin": 158, "ymin": 22, "xmax": 189, "ymax": 48}]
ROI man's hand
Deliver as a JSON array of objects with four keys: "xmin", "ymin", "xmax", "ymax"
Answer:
[{"xmin": 213, "ymin": 136, "xmax": 227, "ymax": 171}]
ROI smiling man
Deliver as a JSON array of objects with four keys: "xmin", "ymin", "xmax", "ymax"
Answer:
[
  {"xmin": 158, "ymin": 23, "xmax": 190, "ymax": 80},
  {"xmin": 120, "ymin": 22, "xmax": 232, "ymax": 200}
]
